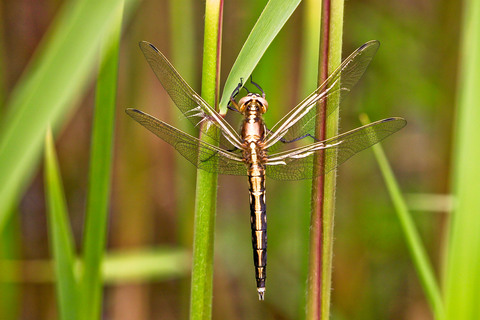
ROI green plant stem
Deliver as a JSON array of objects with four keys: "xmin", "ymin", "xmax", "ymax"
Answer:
[
  {"xmin": 44, "ymin": 129, "xmax": 79, "ymax": 320},
  {"xmin": 299, "ymin": 0, "xmax": 322, "ymax": 316},
  {"xmin": 189, "ymin": 1, "xmax": 223, "ymax": 319},
  {"xmin": 444, "ymin": 0, "xmax": 480, "ymax": 319},
  {"xmin": 0, "ymin": 213, "xmax": 20, "ymax": 320},
  {"xmin": 80, "ymin": 4, "xmax": 123, "ymax": 320},
  {"xmin": 300, "ymin": 0, "xmax": 322, "ymax": 96},
  {"xmin": 307, "ymin": 0, "xmax": 344, "ymax": 318},
  {"xmin": 360, "ymin": 114, "xmax": 444, "ymax": 319},
  {"xmin": 169, "ymin": 0, "xmax": 197, "ymax": 248},
  {"xmin": 169, "ymin": 0, "xmax": 197, "ymax": 315}
]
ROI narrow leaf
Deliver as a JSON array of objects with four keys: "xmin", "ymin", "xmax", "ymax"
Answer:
[
  {"xmin": 103, "ymin": 248, "xmax": 190, "ymax": 283},
  {"xmin": 44, "ymin": 129, "xmax": 79, "ymax": 320},
  {"xmin": 360, "ymin": 114, "xmax": 444, "ymax": 319},
  {"xmin": 444, "ymin": 0, "xmax": 480, "ymax": 319},
  {"xmin": 0, "ymin": 0, "xmax": 134, "ymax": 235},
  {"xmin": 0, "ymin": 248, "xmax": 190, "ymax": 284},
  {"xmin": 80, "ymin": 4, "xmax": 123, "ymax": 320},
  {"xmin": 0, "ymin": 214, "xmax": 20, "ymax": 320},
  {"xmin": 218, "ymin": 0, "xmax": 301, "ymax": 112}
]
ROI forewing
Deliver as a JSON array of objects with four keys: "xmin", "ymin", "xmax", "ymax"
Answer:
[
  {"xmin": 126, "ymin": 109, "xmax": 248, "ymax": 176},
  {"xmin": 139, "ymin": 41, "xmax": 242, "ymax": 149},
  {"xmin": 265, "ymin": 117, "xmax": 406, "ymax": 180},
  {"xmin": 265, "ymin": 41, "xmax": 380, "ymax": 148}
]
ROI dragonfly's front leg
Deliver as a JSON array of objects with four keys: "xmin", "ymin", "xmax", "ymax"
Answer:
[
  {"xmin": 228, "ymin": 80, "xmax": 245, "ymax": 112},
  {"xmin": 228, "ymin": 77, "xmax": 266, "ymax": 112}
]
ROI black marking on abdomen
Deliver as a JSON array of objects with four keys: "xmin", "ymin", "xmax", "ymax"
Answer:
[{"xmin": 248, "ymin": 166, "xmax": 267, "ymax": 293}]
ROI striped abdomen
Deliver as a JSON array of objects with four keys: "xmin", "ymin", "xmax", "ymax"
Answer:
[
  {"xmin": 248, "ymin": 162, "xmax": 267, "ymax": 300},
  {"xmin": 239, "ymin": 96, "xmax": 268, "ymax": 300}
]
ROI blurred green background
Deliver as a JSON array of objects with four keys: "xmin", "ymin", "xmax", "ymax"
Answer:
[{"xmin": 0, "ymin": 0, "xmax": 462, "ymax": 319}]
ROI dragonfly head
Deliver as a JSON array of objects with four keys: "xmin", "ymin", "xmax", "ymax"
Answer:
[{"xmin": 238, "ymin": 93, "xmax": 268, "ymax": 114}]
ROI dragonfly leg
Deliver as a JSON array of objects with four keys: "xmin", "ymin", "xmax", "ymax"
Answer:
[
  {"xmin": 227, "ymin": 104, "xmax": 240, "ymax": 112},
  {"xmin": 228, "ymin": 76, "xmax": 265, "ymax": 110},
  {"xmin": 249, "ymin": 76, "xmax": 265, "ymax": 98},
  {"xmin": 229, "ymin": 97, "xmax": 241, "ymax": 112},
  {"xmin": 228, "ymin": 79, "xmax": 245, "ymax": 111},
  {"xmin": 232, "ymin": 79, "xmax": 244, "ymax": 99}
]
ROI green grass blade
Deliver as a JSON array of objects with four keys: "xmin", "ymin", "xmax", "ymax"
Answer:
[
  {"xmin": 0, "ymin": 213, "xmax": 20, "ymax": 320},
  {"xmin": 0, "ymin": 0, "xmax": 134, "ymax": 235},
  {"xmin": 0, "ymin": 248, "xmax": 190, "ymax": 284},
  {"xmin": 103, "ymin": 248, "xmax": 190, "ymax": 283},
  {"xmin": 307, "ymin": 0, "xmax": 344, "ymax": 318},
  {"xmin": 80, "ymin": 5, "xmax": 123, "ymax": 320},
  {"xmin": 360, "ymin": 114, "xmax": 444, "ymax": 319},
  {"xmin": 444, "ymin": 0, "xmax": 480, "ymax": 319},
  {"xmin": 44, "ymin": 129, "xmax": 79, "ymax": 320},
  {"xmin": 218, "ymin": 0, "xmax": 301, "ymax": 112},
  {"xmin": 189, "ymin": 1, "xmax": 223, "ymax": 319}
]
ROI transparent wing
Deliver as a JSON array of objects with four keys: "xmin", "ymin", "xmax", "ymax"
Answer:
[
  {"xmin": 265, "ymin": 41, "xmax": 380, "ymax": 148},
  {"xmin": 265, "ymin": 117, "xmax": 406, "ymax": 180},
  {"xmin": 139, "ymin": 41, "xmax": 243, "ymax": 149},
  {"xmin": 126, "ymin": 109, "xmax": 248, "ymax": 176}
]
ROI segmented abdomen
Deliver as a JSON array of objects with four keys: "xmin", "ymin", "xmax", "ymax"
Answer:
[{"xmin": 248, "ymin": 163, "xmax": 267, "ymax": 299}]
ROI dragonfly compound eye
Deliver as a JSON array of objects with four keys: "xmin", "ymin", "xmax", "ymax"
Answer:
[
  {"xmin": 238, "ymin": 96, "xmax": 251, "ymax": 113},
  {"xmin": 257, "ymin": 97, "xmax": 268, "ymax": 113}
]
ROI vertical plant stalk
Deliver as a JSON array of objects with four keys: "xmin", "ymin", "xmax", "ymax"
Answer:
[
  {"xmin": 169, "ymin": 0, "xmax": 196, "ymax": 247},
  {"xmin": 44, "ymin": 129, "xmax": 79, "ymax": 320},
  {"xmin": 0, "ymin": 214, "xmax": 20, "ymax": 320},
  {"xmin": 189, "ymin": 1, "xmax": 223, "ymax": 319},
  {"xmin": 444, "ymin": 0, "xmax": 480, "ymax": 319},
  {"xmin": 80, "ymin": 4, "xmax": 123, "ymax": 320},
  {"xmin": 307, "ymin": 0, "xmax": 344, "ymax": 319},
  {"xmin": 299, "ymin": 0, "xmax": 322, "ymax": 315},
  {"xmin": 169, "ymin": 0, "xmax": 197, "ymax": 315}
]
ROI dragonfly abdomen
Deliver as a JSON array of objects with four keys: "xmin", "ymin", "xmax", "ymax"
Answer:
[{"xmin": 248, "ymin": 162, "xmax": 267, "ymax": 300}]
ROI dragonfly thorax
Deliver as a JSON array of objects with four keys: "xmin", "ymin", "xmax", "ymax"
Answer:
[
  {"xmin": 237, "ymin": 93, "xmax": 268, "ymax": 114},
  {"xmin": 241, "ymin": 100, "xmax": 267, "ymax": 145}
]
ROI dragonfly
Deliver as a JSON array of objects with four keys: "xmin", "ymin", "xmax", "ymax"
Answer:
[{"xmin": 126, "ymin": 40, "xmax": 406, "ymax": 300}]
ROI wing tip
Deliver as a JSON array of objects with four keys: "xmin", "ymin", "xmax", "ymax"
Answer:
[
  {"xmin": 360, "ymin": 40, "xmax": 380, "ymax": 51},
  {"xmin": 125, "ymin": 108, "xmax": 143, "ymax": 116},
  {"xmin": 380, "ymin": 117, "xmax": 408, "ymax": 130},
  {"xmin": 138, "ymin": 41, "xmax": 160, "ymax": 53},
  {"xmin": 382, "ymin": 116, "xmax": 407, "ymax": 123}
]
